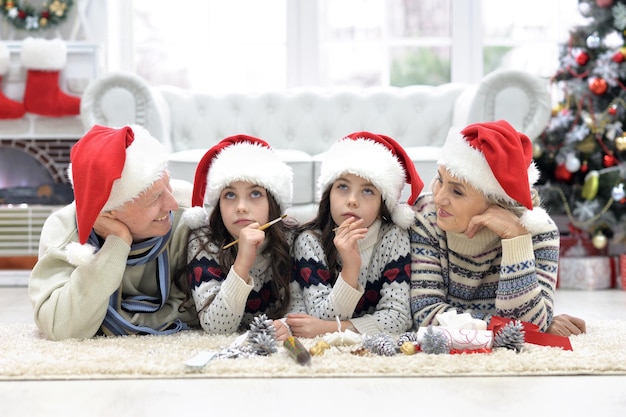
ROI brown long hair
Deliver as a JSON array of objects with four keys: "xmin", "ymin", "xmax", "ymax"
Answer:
[
  {"xmin": 187, "ymin": 191, "xmax": 293, "ymax": 318},
  {"xmin": 293, "ymin": 184, "xmax": 393, "ymax": 284}
]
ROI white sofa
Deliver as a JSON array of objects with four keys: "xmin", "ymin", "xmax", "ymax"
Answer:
[{"xmin": 80, "ymin": 69, "xmax": 551, "ymax": 221}]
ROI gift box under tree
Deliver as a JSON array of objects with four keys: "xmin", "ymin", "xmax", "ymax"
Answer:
[
  {"xmin": 558, "ymin": 256, "xmax": 617, "ymax": 290},
  {"xmin": 558, "ymin": 227, "xmax": 615, "ymax": 289}
]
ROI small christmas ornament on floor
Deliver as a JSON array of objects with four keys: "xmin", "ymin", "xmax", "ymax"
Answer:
[
  {"xmin": 492, "ymin": 320, "xmax": 525, "ymax": 353},
  {"xmin": 184, "ymin": 314, "xmax": 278, "ymax": 369},
  {"xmin": 246, "ymin": 314, "xmax": 278, "ymax": 356},
  {"xmin": 362, "ymin": 333, "xmax": 397, "ymax": 356},
  {"xmin": 219, "ymin": 314, "xmax": 278, "ymax": 358},
  {"xmin": 420, "ymin": 326, "xmax": 451, "ymax": 354}
]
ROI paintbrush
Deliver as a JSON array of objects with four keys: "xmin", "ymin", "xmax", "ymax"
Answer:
[{"xmin": 222, "ymin": 214, "xmax": 288, "ymax": 249}]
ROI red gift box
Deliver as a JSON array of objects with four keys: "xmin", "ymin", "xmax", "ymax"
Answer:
[
  {"xmin": 557, "ymin": 256, "xmax": 617, "ymax": 290},
  {"xmin": 619, "ymin": 255, "xmax": 626, "ymax": 290}
]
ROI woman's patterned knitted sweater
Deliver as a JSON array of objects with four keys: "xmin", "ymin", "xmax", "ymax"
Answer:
[
  {"xmin": 290, "ymin": 220, "xmax": 413, "ymax": 335},
  {"xmin": 410, "ymin": 193, "xmax": 560, "ymax": 332}
]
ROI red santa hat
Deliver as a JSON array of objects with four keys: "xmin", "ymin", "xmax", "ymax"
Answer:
[
  {"xmin": 67, "ymin": 124, "xmax": 168, "ymax": 244},
  {"xmin": 316, "ymin": 131, "xmax": 424, "ymax": 229},
  {"xmin": 438, "ymin": 120, "xmax": 540, "ymax": 210},
  {"xmin": 185, "ymin": 135, "xmax": 293, "ymax": 228}
]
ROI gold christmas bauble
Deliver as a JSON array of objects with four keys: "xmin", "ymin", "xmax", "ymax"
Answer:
[
  {"xmin": 551, "ymin": 103, "xmax": 564, "ymax": 116},
  {"xmin": 399, "ymin": 341, "xmax": 417, "ymax": 355},
  {"xmin": 592, "ymin": 233, "xmax": 608, "ymax": 250},
  {"xmin": 576, "ymin": 135, "xmax": 599, "ymax": 154},
  {"xmin": 616, "ymin": 134, "xmax": 626, "ymax": 151},
  {"xmin": 533, "ymin": 143, "xmax": 543, "ymax": 158}
]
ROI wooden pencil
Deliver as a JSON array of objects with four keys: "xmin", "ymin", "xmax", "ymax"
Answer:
[{"xmin": 222, "ymin": 214, "xmax": 287, "ymax": 249}]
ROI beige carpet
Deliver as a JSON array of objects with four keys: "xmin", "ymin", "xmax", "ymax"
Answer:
[{"xmin": 1, "ymin": 320, "xmax": 625, "ymax": 380}]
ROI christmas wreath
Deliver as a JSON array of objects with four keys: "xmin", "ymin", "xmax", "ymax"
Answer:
[{"xmin": 0, "ymin": 0, "xmax": 73, "ymax": 32}]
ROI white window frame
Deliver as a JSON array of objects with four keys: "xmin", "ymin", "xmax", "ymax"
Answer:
[{"xmin": 103, "ymin": 0, "xmax": 511, "ymax": 87}]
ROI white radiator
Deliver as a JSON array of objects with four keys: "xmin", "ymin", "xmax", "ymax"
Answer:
[{"xmin": 0, "ymin": 205, "xmax": 62, "ymax": 256}]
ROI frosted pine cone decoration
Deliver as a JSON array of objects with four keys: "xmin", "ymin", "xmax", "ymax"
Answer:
[
  {"xmin": 396, "ymin": 331, "xmax": 419, "ymax": 346},
  {"xmin": 247, "ymin": 314, "xmax": 278, "ymax": 356},
  {"xmin": 362, "ymin": 333, "xmax": 397, "ymax": 356},
  {"xmin": 420, "ymin": 326, "xmax": 450, "ymax": 354},
  {"xmin": 493, "ymin": 320, "xmax": 525, "ymax": 353}
]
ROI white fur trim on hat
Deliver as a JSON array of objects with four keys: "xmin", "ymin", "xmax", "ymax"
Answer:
[
  {"xmin": 438, "ymin": 128, "xmax": 540, "ymax": 205},
  {"xmin": 0, "ymin": 43, "xmax": 10, "ymax": 75},
  {"xmin": 104, "ymin": 124, "xmax": 168, "ymax": 210},
  {"xmin": 205, "ymin": 142, "xmax": 293, "ymax": 212},
  {"xmin": 392, "ymin": 203, "xmax": 416, "ymax": 229},
  {"xmin": 20, "ymin": 37, "xmax": 67, "ymax": 70},
  {"xmin": 183, "ymin": 206, "xmax": 209, "ymax": 229},
  {"xmin": 519, "ymin": 206, "xmax": 554, "ymax": 234},
  {"xmin": 65, "ymin": 241, "xmax": 97, "ymax": 266},
  {"xmin": 317, "ymin": 138, "xmax": 409, "ymax": 227}
]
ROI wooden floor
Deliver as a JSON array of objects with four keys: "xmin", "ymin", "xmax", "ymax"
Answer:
[{"xmin": 1, "ymin": 278, "xmax": 625, "ymax": 417}]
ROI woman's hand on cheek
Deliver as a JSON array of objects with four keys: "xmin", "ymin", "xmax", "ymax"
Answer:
[{"xmin": 465, "ymin": 205, "xmax": 527, "ymax": 239}]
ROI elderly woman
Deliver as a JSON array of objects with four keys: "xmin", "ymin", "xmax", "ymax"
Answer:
[{"xmin": 410, "ymin": 120, "xmax": 585, "ymax": 336}]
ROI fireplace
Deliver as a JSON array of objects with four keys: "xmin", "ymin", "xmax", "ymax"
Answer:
[
  {"xmin": 0, "ymin": 138, "xmax": 75, "ymax": 205},
  {"xmin": 0, "ymin": 138, "xmax": 76, "ymax": 266}
]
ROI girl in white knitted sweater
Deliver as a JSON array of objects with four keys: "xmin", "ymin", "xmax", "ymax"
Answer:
[
  {"xmin": 287, "ymin": 132, "xmax": 424, "ymax": 337},
  {"xmin": 184, "ymin": 135, "xmax": 295, "ymax": 339}
]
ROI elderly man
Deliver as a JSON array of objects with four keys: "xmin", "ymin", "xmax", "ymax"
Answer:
[{"xmin": 29, "ymin": 124, "xmax": 198, "ymax": 340}]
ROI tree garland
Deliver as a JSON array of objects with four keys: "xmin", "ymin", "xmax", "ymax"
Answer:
[{"xmin": 0, "ymin": 0, "xmax": 73, "ymax": 32}]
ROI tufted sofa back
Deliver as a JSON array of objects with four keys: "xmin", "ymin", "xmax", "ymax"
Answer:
[{"xmin": 157, "ymin": 84, "xmax": 468, "ymax": 155}]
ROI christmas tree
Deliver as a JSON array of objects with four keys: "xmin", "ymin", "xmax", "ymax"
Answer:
[{"xmin": 535, "ymin": 0, "xmax": 626, "ymax": 254}]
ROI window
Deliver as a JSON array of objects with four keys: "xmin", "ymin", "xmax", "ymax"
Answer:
[
  {"xmin": 481, "ymin": 0, "xmax": 586, "ymax": 78},
  {"xmin": 131, "ymin": 0, "xmax": 287, "ymax": 92},
  {"xmin": 112, "ymin": 0, "xmax": 583, "ymax": 93}
]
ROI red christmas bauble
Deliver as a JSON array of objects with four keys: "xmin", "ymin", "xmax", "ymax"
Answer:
[
  {"xmin": 576, "ymin": 52, "xmax": 590, "ymax": 65},
  {"xmin": 612, "ymin": 51, "xmax": 624, "ymax": 63},
  {"xmin": 596, "ymin": 0, "xmax": 614, "ymax": 7},
  {"xmin": 609, "ymin": 104, "xmax": 618, "ymax": 115},
  {"xmin": 555, "ymin": 163, "xmax": 573, "ymax": 181},
  {"xmin": 603, "ymin": 154, "xmax": 618, "ymax": 167},
  {"xmin": 589, "ymin": 77, "xmax": 608, "ymax": 95}
]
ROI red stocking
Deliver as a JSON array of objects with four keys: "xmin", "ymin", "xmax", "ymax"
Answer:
[
  {"xmin": 22, "ymin": 69, "xmax": 80, "ymax": 117},
  {"xmin": 0, "ymin": 74, "xmax": 25, "ymax": 119},
  {"xmin": 20, "ymin": 37, "xmax": 80, "ymax": 117},
  {"xmin": 0, "ymin": 43, "xmax": 25, "ymax": 119}
]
